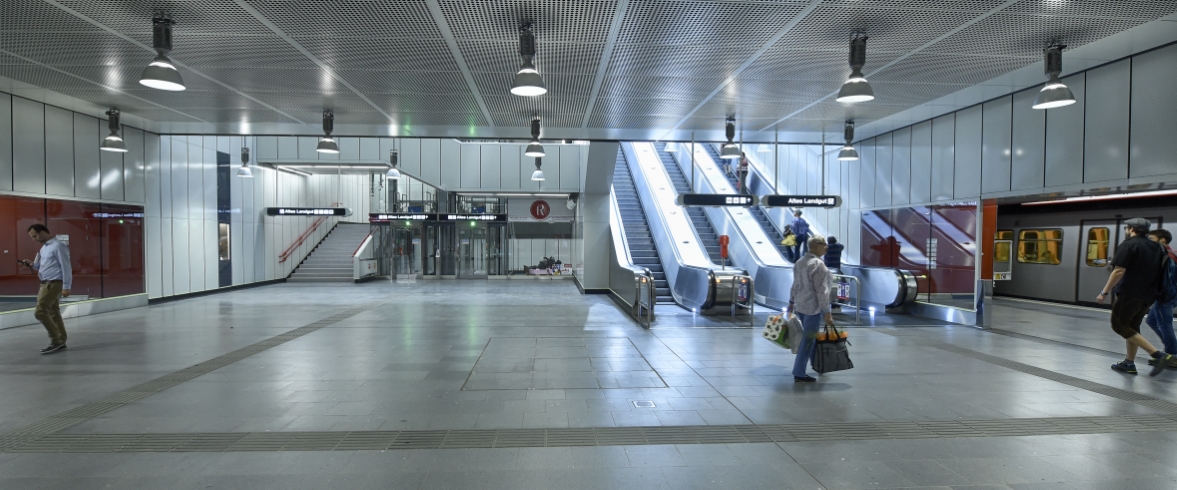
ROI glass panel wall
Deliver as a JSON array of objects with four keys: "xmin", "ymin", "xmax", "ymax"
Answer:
[{"xmin": 861, "ymin": 203, "xmax": 977, "ymax": 309}]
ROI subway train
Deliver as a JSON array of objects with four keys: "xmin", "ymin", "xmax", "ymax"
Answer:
[{"xmin": 995, "ymin": 195, "xmax": 1176, "ymax": 306}]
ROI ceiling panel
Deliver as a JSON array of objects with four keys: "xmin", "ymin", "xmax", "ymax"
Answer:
[{"xmin": 0, "ymin": 0, "xmax": 1171, "ymax": 137}]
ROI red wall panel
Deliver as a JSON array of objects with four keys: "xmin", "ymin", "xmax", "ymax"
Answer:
[
  {"xmin": 100, "ymin": 205, "xmax": 145, "ymax": 297},
  {"xmin": 46, "ymin": 200, "xmax": 103, "ymax": 298}
]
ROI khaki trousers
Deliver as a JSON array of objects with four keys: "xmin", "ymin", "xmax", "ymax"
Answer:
[{"xmin": 35, "ymin": 281, "xmax": 67, "ymax": 345}]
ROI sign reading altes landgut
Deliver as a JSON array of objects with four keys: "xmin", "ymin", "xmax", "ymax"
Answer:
[{"xmin": 761, "ymin": 195, "xmax": 842, "ymax": 208}]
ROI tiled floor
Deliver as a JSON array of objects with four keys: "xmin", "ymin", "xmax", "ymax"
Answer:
[{"xmin": 1, "ymin": 281, "xmax": 1175, "ymax": 489}]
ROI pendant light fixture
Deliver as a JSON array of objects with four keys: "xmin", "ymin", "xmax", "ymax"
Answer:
[
  {"xmin": 665, "ymin": 142, "xmax": 678, "ymax": 153},
  {"xmin": 236, "ymin": 145, "xmax": 253, "ymax": 178},
  {"xmin": 836, "ymin": 33, "xmax": 874, "ymax": 104},
  {"xmin": 99, "ymin": 109, "xmax": 127, "ymax": 153},
  {"xmin": 316, "ymin": 110, "xmax": 339, "ymax": 154},
  {"xmin": 1032, "ymin": 44, "xmax": 1076, "ymax": 110},
  {"xmin": 511, "ymin": 23, "xmax": 547, "ymax": 97},
  {"xmin": 837, "ymin": 120, "xmax": 859, "ymax": 161},
  {"xmin": 386, "ymin": 149, "xmax": 401, "ymax": 180},
  {"xmin": 524, "ymin": 117, "xmax": 545, "ymax": 157},
  {"xmin": 531, "ymin": 157, "xmax": 545, "ymax": 181},
  {"xmin": 720, "ymin": 117, "xmax": 741, "ymax": 159},
  {"xmin": 138, "ymin": 14, "xmax": 186, "ymax": 91}
]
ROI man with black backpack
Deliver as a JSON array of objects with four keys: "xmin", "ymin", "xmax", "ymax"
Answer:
[
  {"xmin": 1096, "ymin": 218, "xmax": 1175, "ymax": 377},
  {"xmin": 1146, "ymin": 229, "xmax": 1177, "ymax": 369}
]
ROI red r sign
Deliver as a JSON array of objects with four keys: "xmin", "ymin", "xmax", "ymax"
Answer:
[{"xmin": 530, "ymin": 200, "xmax": 550, "ymax": 220}]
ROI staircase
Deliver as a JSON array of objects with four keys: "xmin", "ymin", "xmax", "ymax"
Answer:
[
  {"xmin": 288, "ymin": 223, "xmax": 371, "ymax": 283},
  {"xmin": 703, "ymin": 144, "xmax": 792, "ymax": 262},
  {"xmin": 614, "ymin": 149, "xmax": 673, "ymax": 303},
  {"xmin": 654, "ymin": 143, "xmax": 724, "ymax": 264}
]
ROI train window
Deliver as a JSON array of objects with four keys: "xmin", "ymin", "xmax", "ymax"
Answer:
[
  {"xmin": 1017, "ymin": 229, "xmax": 1063, "ymax": 265},
  {"xmin": 1086, "ymin": 227, "xmax": 1110, "ymax": 267},
  {"xmin": 994, "ymin": 230, "xmax": 1013, "ymax": 263}
]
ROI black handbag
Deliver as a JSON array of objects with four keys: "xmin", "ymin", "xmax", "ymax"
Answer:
[{"xmin": 812, "ymin": 325, "xmax": 854, "ymax": 374}]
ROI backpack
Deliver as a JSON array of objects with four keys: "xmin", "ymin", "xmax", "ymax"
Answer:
[{"xmin": 1161, "ymin": 252, "xmax": 1177, "ymax": 308}]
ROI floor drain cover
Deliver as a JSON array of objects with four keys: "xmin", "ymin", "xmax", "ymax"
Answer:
[{"xmin": 632, "ymin": 400, "xmax": 656, "ymax": 408}]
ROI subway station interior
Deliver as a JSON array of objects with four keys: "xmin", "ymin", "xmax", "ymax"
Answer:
[{"xmin": 3, "ymin": 1, "xmax": 1177, "ymax": 488}]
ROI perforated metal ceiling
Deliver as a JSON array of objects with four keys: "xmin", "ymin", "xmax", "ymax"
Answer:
[{"xmin": 0, "ymin": 0, "xmax": 1173, "ymax": 140}]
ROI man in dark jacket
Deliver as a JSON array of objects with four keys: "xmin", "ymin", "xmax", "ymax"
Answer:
[
  {"xmin": 1096, "ymin": 218, "xmax": 1175, "ymax": 377},
  {"xmin": 824, "ymin": 236, "xmax": 844, "ymax": 269}
]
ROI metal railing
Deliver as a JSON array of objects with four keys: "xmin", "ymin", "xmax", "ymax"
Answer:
[
  {"xmin": 278, "ymin": 202, "xmax": 341, "ymax": 263},
  {"xmin": 636, "ymin": 269, "xmax": 656, "ymax": 328},
  {"xmin": 730, "ymin": 274, "xmax": 755, "ymax": 328},
  {"xmin": 831, "ymin": 273, "xmax": 861, "ymax": 325}
]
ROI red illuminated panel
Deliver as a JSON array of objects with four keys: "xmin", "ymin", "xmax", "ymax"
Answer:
[
  {"xmin": 100, "ymin": 204, "xmax": 146, "ymax": 297},
  {"xmin": 46, "ymin": 200, "xmax": 103, "ymax": 298},
  {"xmin": 0, "ymin": 196, "xmax": 47, "ymax": 295}
]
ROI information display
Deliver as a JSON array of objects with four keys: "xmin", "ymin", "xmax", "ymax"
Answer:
[
  {"xmin": 266, "ymin": 207, "xmax": 351, "ymax": 216},
  {"xmin": 369, "ymin": 213, "xmax": 437, "ymax": 223},
  {"xmin": 761, "ymin": 195, "xmax": 842, "ymax": 208},
  {"xmin": 675, "ymin": 194, "xmax": 758, "ymax": 207},
  {"xmin": 440, "ymin": 213, "xmax": 508, "ymax": 222}
]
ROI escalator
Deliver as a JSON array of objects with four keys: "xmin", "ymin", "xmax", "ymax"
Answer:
[
  {"xmin": 702, "ymin": 144, "xmax": 791, "ymax": 261},
  {"xmin": 655, "ymin": 144, "xmax": 724, "ymax": 264},
  {"xmin": 613, "ymin": 150, "xmax": 673, "ymax": 303}
]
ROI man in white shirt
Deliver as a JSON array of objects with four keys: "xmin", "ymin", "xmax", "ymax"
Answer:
[{"xmin": 17, "ymin": 224, "xmax": 72, "ymax": 354}]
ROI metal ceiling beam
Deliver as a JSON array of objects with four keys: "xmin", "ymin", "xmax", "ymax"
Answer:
[
  {"xmin": 657, "ymin": 0, "xmax": 823, "ymax": 140},
  {"xmin": 0, "ymin": 47, "xmax": 209, "ymax": 123},
  {"xmin": 423, "ymin": 0, "xmax": 495, "ymax": 129},
  {"xmin": 231, "ymin": 0, "xmax": 399, "ymax": 127},
  {"xmin": 39, "ymin": 0, "xmax": 305, "ymax": 125},
  {"xmin": 581, "ymin": 0, "xmax": 629, "ymax": 128},
  {"xmin": 756, "ymin": 0, "xmax": 1023, "ymax": 134}
]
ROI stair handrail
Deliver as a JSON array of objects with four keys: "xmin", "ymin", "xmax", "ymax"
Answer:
[
  {"xmin": 609, "ymin": 184, "xmax": 656, "ymax": 326},
  {"xmin": 278, "ymin": 202, "xmax": 342, "ymax": 263}
]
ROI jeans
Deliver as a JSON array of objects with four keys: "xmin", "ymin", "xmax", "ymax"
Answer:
[
  {"xmin": 791, "ymin": 233, "xmax": 809, "ymax": 262},
  {"xmin": 792, "ymin": 312, "xmax": 823, "ymax": 378},
  {"xmin": 1146, "ymin": 301, "xmax": 1176, "ymax": 355}
]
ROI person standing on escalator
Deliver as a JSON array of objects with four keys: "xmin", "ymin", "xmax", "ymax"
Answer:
[
  {"xmin": 790, "ymin": 210, "xmax": 810, "ymax": 260},
  {"xmin": 737, "ymin": 152, "xmax": 749, "ymax": 194}
]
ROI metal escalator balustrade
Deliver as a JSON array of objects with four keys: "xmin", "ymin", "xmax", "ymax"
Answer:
[
  {"xmin": 613, "ymin": 150, "xmax": 673, "ymax": 303},
  {"xmin": 654, "ymin": 144, "xmax": 725, "ymax": 265},
  {"xmin": 702, "ymin": 144, "xmax": 792, "ymax": 262}
]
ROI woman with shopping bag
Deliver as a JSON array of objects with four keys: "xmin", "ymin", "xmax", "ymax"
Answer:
[{"xmin": 788, "ymin": 235, "xmax": 835, "ymax": 383}]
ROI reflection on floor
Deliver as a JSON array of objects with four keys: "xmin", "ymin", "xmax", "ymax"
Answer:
[{"xmin": 0, "ymin": 281, "xmax": 1174, "ymax": 489}]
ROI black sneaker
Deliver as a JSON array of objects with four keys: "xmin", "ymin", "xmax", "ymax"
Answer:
[
  {"xmin": 1146, "ymin": 356, "xmax": 1177, "ymax": 368},
  {"xmin": 1149, "ymin": 354, "xmax": 1174, "ymax": 377},
  {"xmin": 1111, "ymin": 361, "xmax": 1138, "ymax": 375},
  {"xmin": 794, "ymin": 375, "xmax": 817, "ymax": 383},
  {"xmin": 39, "ymin": 344, "xmax": 65, "ymax": 355}
]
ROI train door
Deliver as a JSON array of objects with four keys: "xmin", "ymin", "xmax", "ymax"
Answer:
[{"xmin": 1076, "ymin": 220, "xmax": 1116, "ymax": 304}]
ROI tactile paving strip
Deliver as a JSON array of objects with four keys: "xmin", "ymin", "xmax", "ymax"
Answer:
[
  {"xmin": 878, "ymin": 330, "xmax": 1177, "ymax": 414},
  {"xmin": 3, "ymin": 414, "xmax": 1176, "ymax": 453},
  {"xmin": 0, "ymin": 303, "xmax": 383, "ymax": 449}
]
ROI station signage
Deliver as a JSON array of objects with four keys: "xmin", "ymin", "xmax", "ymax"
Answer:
[
  {"xmin": 369, "ymin": 213, "xmax": 437, "ymax": 223},
  {"xmin": 441, "ymin": 213, "xmax": 508, "ymax": 222},
  {"xmin": 675, "ymin": 194, "xmax": 758, "ymax": 207},
  {"xmin": 994, "ymin": 272, "xmax": 1011, "ymax": 281},
  {"xmin": 266, "ymin": 207, "xmax": 351, "ymax": 216},
  {"xmin": 92, "ymin": 212, "xmax": 145, "ymax": 219},
  {"xmin": 761, "ymin": 195, "xmax": 842, "ymax": 208}
]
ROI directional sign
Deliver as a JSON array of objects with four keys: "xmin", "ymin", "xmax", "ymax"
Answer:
[
  {"xmin": 440, "ymin": 213, "xmax": 508, "ymax": 222},
  {"xmin": 761, "ymin": 195, "xmax": 842, "ymax": 208},
  {"xmin": 369, "ymin": 213, "xmax": 437, "ymax": 223},
  {"xmin": 266, "ymin": 207, "xmax": 351, "ymax": 216},
  {"xmin": 675, "ymin": 194, "xmax": 758, "ymax": 207}
]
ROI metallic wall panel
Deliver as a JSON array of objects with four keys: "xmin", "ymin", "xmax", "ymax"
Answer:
[
  {"xmin": 189, "ymin": 218, "xmax": 205, "ymax": 293},
  {"xmin": 981, "ymin": 95, "xmax": 1012, "ymax": 194},
  {"xmin": 544, "ymin": 146, "xmax": 561, "ymax": 187},
  {"xmin": 460, "ymin": 143, "xmax": 480, "ymax": 189},
  {"xmin": 420, "ymin": 138, "xmax": 441, "ymax": 187},
  {"xmin": 99, "ymin": 139, "xmax": 124, "ymax": 201},
  {"xmin": 203, "ymin": 140, "xmax": 217, "ymax": 221},
  {"xmin": 71, "ymin": 114, "xmax": 101, "ymax": 200},
  {"xmin": 256, "ymin": 136, "xmax": 278, "ymax": 161},
  {"xmin": 500, "ymin": 144, "xmax": 520, "ymax": 190},
  {"xmin": 338, "ymin": 137, "xmax": 360, "ymax": 161},
  {"xmin": 1083, "ymin": 60, "xmax": 1131, "ymax": 183},
  {"xmin": 847, "ymin": 144, "xmax": 860, "ymax": 209},
  {"xmin": 145, "ymin": 216, "xmax": 162, "ymax": 298},
  {"xmin": 892, "ymin": 126, "xmax": 911, "ymax": 205},
  {"xmin": 360, "ymin": 137, "xmax": 379, "ymax": 161},
  {"xmin": 931, "ymin": 114, "xmax": 955, "ymax": 202},
  {"xmin": 441, "ymin": 138, "xmax": 461, "ymax": 190},
  {"xmin": 44, "ymin": 105, "xmax": 74, "ymax": 197},
  {"xmin": 203, "ymin": 218, "xmax": 217, "ymax": 291},
  {"xmin": 144, "ymin": 131, "xmax": 161, "ymax": 217},
  {"xmin": 861, "ymin": 140, "xmax": 876, "ymax": 208},
  {"xmin": 954, "ymin": 104, "xmax": 982, "ymax": 199},
  {"xmin": 1130, "ymin": 43, "xmax": 1177, "ymax": 178},
  {"xmin": 560, "ymin": 145, "xmax": 581, "ymax": 190},
  {"xmin": 277, "ymin": 136, "xmax": 298, "ymax": 160},
  {"xmin": 297, "ymin": 137, "xmax": 318, "ymax": 160},
  {"xmin": 187, "ymin": 141, "xmax": 203, "ymax": 220},
  {"xmin": 172, "ymin": 218, "xmax": 190, "ymax": 295},
  {"xmin": 1011, "ymin": 87, "xmax": 1046, "ymax": 190},
  {"xmin": 910, "ymin": 121, "xmax": 932, "ymax": 203},
  {"xmin": 170, "ymin": 136, "xmax": 188, "ymax": 223},
  {"xmin": 396, "ymin": 138, "xmax": 420, "ymax": 177},
  {"xmin": 875, "ymin": 133, "xmax": 893, "ymax": 207},
  {"xmin": 12, "ymin": 97, "xmax": 45, "ymax": 193},
  {"xmin": 480, "ymin": 144, "xmax": 499, "ymax": 189},
  {"xmin": 158, "ymin": 136, "xmax": 172, "ymax": 218},
  {"xmin": 0, "ymin": 94, "xmax": 10, "ymax": 191},
  {"xmin": 123, "ymin": 128, "xmax": 145, "ymax": 203},
  {"xmin": 160, "ymin": 218, "xmax": 173, "ymax": 297},
  {"xmin": 1045, "ymin": 73, "xmax": 1085, "ymax": 187}
]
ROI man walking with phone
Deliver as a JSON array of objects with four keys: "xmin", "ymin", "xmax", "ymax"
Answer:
[
  {"xmin": 17, "ymin": 224, "xmax": 72, "ymax": 354},
  {"xmin": 1096, "ymin": 218, "xmax": 1174, "ymax": 376}
]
